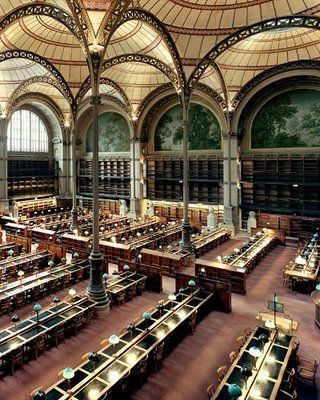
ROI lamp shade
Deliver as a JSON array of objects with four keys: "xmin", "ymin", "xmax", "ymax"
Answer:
[
  {"xmin": 11, "ymin": 314, "xmax": 20, "ymax": 323},
  {"xmin": 143, "ymin": 311, "xmax": 152, "ymax": 320},
  {"xmin": 179, "ymin": 240, "xmax": 184, "ymax": 247},
  {"xmin": 123, "ymin": 264, "xmax": 130, "ymax": 271},
  {"xmin": 188, "ymin": 279, "xmax": 196, "ymax": 287},
  {"xmin": 249, "ymin": 346, "xmax": 262, "ymax": 358},
  {"xmin": 265, "ymin": 319, "xmax": 276, "ymax": 329},
  {"xmin": 228, "ymin": 384, "xmax": 242, "ymax": 397},
  {"xmin": 32, "ymin": 390, "xmax": 46, "ymax": 400},
  {"xmin": 52, "ymin": 297, "xmax": 60, "ymax": 303},
  {"xmin": 240, "ymin": 365, "xmax": 253, "ymax": 378},
  {"xmin": 69, "ymin": 288, "xmax": 76, "ymax": 296},
  {"xmin": 8, "ymin": 249, "xmax": 14, "ymax": 256},
  {"xmin": 258, "ymin": 334, "xmax": 269, "ymax": 344},
  {"xmin": 48, "ymin": 260, "xmax": 54, "ymax": 267},
  {"xmin": 17, "ymin": 270, "xmax": 24, "ymax": 277},
  {"xmin": 109, "ymin": 334, "xmax": 120, "ymax": 345},
  {"xmin": 33, "ymin": 303, "xmax": 43, "ymax": 312},
  {"xmin": 88, "ymin": 352, "xmax": 99, "ymax": 363},
  {"xmin": 316, "ymin": 284, "xmax": 320, "ymax": 291},
  {"xmin": 62, "ymin": 367, "xmax": 75, "ymax": 380},
  {"xmin": 102, "ymin": 273, "xmax": 109, "ymax": 280},
  {"xmin": 168, "ymin": 293, "xmax": 176, "ymax": 302},
  {"xmin": 127, "ymin": 323, "xmax": 135, "ymax": 332},
  {"xmin": 73, "ymin": 252, "xmax": 79, "ymax": 258}
]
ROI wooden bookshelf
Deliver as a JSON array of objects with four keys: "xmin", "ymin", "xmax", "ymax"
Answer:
[
  {"xmin": 8, "ymin": 157, "xmax": 58, "ymax": 198},
  {"xmin": 78, "ymin": 156, "xmax": 131, "ymax": 200},
  {"xmin": 241, "ymin": 154, "xmax": 320, "ymax": 216},
  {"xmin": 146, "ymin": 155, "xmax": 223, "ymax": 204}
]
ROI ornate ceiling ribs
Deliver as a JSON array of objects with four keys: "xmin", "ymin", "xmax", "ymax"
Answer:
[
  {"xmin": 79, "ymin": 93, "xmax": 130, "ymax": 113},
  {"xmin": 0, "ymin": 50, "xmax": 75, "ymax": 109},
  {"xmin": 96, "ymin": 0, "xmax": 133, "ymax": 45},
  {"xmin": 8, "ymin": 75, "xmax": 72, "ymax": 113},
  {"xmin": 0, "ymin": 4, "xmax": 81, "ymax": 40},
  {"xmin": 193, "ymin": 82, "xmax": 226, "ymax": 109},
  {"xmin": 101, "ymin": 54, "xmax": 180, "ymax": 89},
  {"xmin": 189, "ymin": 15, "xmax": 320, "ymax": 88},
  {"xmin": 232, "ymin": 59, "xmax": 320, "ymax": 108},
  {"xmin": 117, "ymin": 8, "xmax": 185, "ymax": 88},
  {"xmin": 75, "ymin": 76, "xmax": 131, "ymax": 110},
  {"xmin": 7, "ymin": 92, "xmax": 65, "ymax": 124}
]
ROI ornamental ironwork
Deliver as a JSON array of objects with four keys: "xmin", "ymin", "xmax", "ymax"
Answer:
[
  {"xmin": 75, "ymin": 77, "xmax": 130, "ymax": 110},
  {"xmin": 189, "ymin": 15, "xmax": 320, "ymax": 87},
  {"xmin": 0, "ymin": 4, "xmax": 81, "ymax": 40},
  {"xmin": 136, "ymin": 82, "xmax": 174, "ymax": 119},
  {"xmin": 117, "ymin": 9, "xmax": 185, "ymax": 88},
  {"xmin": 7, "ymin": 92, "xmax": 65, "ymax": 124},
  {"xmin": 232, "ymin": 59, "xmax": 320, "ymax": 108},
  {"xmin": 0, "ymin": 50, "xmax": 74, "ymax": 107},
  {"xmin": 9, "ymin": 75, "xmax": 73, "ymax": 112},
  {"xmin": 101, "ymin": 54, "xmax": 180, "ymax": 89}
]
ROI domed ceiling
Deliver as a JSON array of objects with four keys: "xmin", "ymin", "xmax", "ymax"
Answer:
[{"xmin": 0, "ymin": 0, "xmax": 320, "ymax": 120}]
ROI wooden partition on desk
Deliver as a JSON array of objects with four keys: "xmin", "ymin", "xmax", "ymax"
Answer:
[
  {"xmin": 117, "ymin": 259, "xmax": 162, "ymax": 293},
  {"xmin": 99, "ymin": 240, "xmax": 131, "ymax": 262},
  {"xmin": 176, "ymin": 273, "xmax": 232, "ymax": 313},
  {"xmin": 31, "ymin": 227, "xmax": 56, "ymax": 243},
  {"xmin": 60, "ymin": 233, "xmax": 90, "ymax": 259},
  {"xmin": 36, "ymin": 241, "xmax": 66, "ymax": 260},
  {"xmin": 140, "ymin": 248, "xmax": 193, "ymax": 276},
  {"xmin": 251, "ymin": 227, "xmax": 286, "ymax": 245},
  {"xmin": 6, "ymin": 233, "xmax": 31, "ymax": 252}
]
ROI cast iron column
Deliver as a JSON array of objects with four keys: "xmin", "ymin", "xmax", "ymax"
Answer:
[
  {"xmin": 0, "ymin": 117, "xmax": 9, "ymax": 213},
  {"xmin": 86, "ymin": 46, "xmax": 110, "ymax": 314},
  {"xmin": 70, "ymin": 129, "xmax": 78, "ymax": 230},
  {"xmin": 181, "ymin": 88, "xmax": 192, "ymax": 251}
]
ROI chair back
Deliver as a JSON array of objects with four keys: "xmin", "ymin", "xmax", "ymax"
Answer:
[
  {"xmin": 229, "ymin": 351, "xmax": 237, "ymax": 364},
  {"xmin": 216, "ymin": 365, "xmax": 228, "ymax": 382}
]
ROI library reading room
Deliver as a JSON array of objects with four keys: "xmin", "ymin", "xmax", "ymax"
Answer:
[{"xmin": 0, "ymin": 1, "xmax": 319, "ymax": 399}]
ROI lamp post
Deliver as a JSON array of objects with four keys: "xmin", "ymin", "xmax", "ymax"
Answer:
[
  {"xmin": 188, "ymin": 279, "xmax": 196, "ymax": 293},
  {"xmin": 11, "ymin": 314, "xmax": 20, "ymax": 329},
  {"xmin": 168, "ymin": 293, "xmax": 176, "ymax": 309},
  {"xmin": 143, "ymin": 311, "xmax": 152, "ymax": 330},
  {"xmin": 240, "ymin": 365, "xmax": 252, "ymax": 389},
  {"xmin": 109, "ymin": 334, "xmax": 120, "ymax": 355},
  {"xmin": 33, "ymin": 303, "xmax": 43, "ymax": 325},
  {"xmin": 126, "ymin": 323, "xmax": 136, "ymax": 339},
  {"xmin": 62, "ymin": 367, "xmax": 75, "ymax": 396}
]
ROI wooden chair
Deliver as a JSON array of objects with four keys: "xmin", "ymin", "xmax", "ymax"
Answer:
[
  {"xmin": 81, "ymin": 352, "xmax": 89, "ymax": 362},
  {"xmin": 229, "ymin": 351, "xmax": 237, "ymax": 364},
  {"xmin": 7, "ymin": 347, "xmax": 23, "ymax": 375},
  {"xmin": 0, "ymin": 298, "xmax": 12, "ymax": 317},
  {"xmin": 279, "ymin": 389, "xmax": 297, "ymax": 399},
  {"xmin": 216, "ymin": 365, "xmax": 228, "ymax": 382},
  {"xmin": 34, "ymin": 334, "xmax": 46, "ymax": 359},
  {"xmin": 206, "ymin": 383, "xmax": 216, "ymax": 399},
  {"xmin": 48, "ymin": 279, "xmax": 57, "ymax": 294},
  {"xmin": 133, "ymin": 316, "xmax": 141, "ymax": 326},
  {"xmin": 136, "ymin": 279, "xmax": 146, "ymax": 295},
  {"xmin": 282, "ymin": 368, "xmax": 296, "ymax": 390},
  {"xmin": 100, "ymin": 339, "xmax": 108, "ymax": 349},
  {"xmin": 133, "ymin": 354, "xmax": 149, "ymax": 388},
  {"xmin": 297, "ymin": 357, "xmax": 319, "ymax": 385},
  {"xmin": 71, "ymin": 314, "xmax": 84, "ymax": 336},
  {"xmin": 115, "ymin": 291, "xmax": 125, "ymax": 306},
  {"xmin": 236, "ymin": 336, "xmax": 246, "ymax": 352},
  {"xmin": 243, "ymin": 326, "xmax": 252, "ymax": 338},
  {"xmin": 153, "ymin": 342, "xmax": 164, "ymax": 372},
  {"xmin": 189, "ymin": 310, "xmax": 198, "ymax": 334},
  {"xmin": 84, "ymin": 306, "xmax": 96, "ymax": 327},
  {"xmin": 29, "ymin": 387, "xmax": 44, "ymax": 400}
]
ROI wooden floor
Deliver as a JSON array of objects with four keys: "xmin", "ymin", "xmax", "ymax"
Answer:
[{"xmin": 0, "ymin": 238, "xmax": 319, "ymax": 400}]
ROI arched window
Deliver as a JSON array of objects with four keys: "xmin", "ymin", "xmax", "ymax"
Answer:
[{"xmin": 8, "ymin": 109, "xmax": 49, "ymax": 152}]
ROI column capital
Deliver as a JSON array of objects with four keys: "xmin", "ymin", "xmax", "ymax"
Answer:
[
  {"xmin": 90, "ymin": 95, "xmax": 101, "ymax": 105},
  {"xmin": 222, "ymin": 131, "xmax": 238, "ymax": 140}
]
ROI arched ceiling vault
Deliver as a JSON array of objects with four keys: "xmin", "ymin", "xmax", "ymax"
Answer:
[{"xmin": 1, "ymin": 1, "xmax": 320, "ymax": 122}]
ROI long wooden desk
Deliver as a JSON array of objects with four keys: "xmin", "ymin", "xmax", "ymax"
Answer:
[
  {"xmin": 0, "ymin": 296, "xmax": 96, "ymax": 363},
  {"xmin": 192, "ymin": 228, "xmax": 231, "ymax": 258},
  {"xmin": 211, "ymin": 327, "xmax": 295, "ymax": 400},
  {"xmin": 43, "ymin": 288, "xmax": 213, "ymax": 400},
  {"xmin": 196, "ymin": 235, "xmax": 277, "ymax": 295},
  {"xmin": 0, "ymin": 261, "xmax": 89, "ymax": 312},
  {"xmin": 0, "ymin": 250, "xmax": 51, "ymax": 278},
  {"xmin": 105, "ymin": 272, "xmax": 146, "ymax": 301}
]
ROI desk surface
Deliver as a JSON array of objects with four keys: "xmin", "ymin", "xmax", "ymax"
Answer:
[
  {"xmin": 211, "ymin": 327, "xmax": 294, "ymax": 400},
  {"xmin": 44, "ymin": 289, "xmax": 213, "ymax": 400},
  {"xmin": 0, "ymin": 295, "xmax": 95, "ymax": 359}
]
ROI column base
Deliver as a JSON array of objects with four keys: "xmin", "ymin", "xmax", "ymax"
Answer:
[
  {"xmin": 86, "ymin": 251, "xmax": 110, "ymax": 317},
  {"xmin": 70, "ymin": 208, "xmax": 78, "ymax": 230},
  {"xmin": 182, "ymin": 221, "xmax": 193, "ymax": 252},
  {"xmin": 128, "ymin": 198, "xmax": 141, "ymax": 219}
]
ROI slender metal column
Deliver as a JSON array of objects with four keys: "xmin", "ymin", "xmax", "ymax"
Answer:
[
  {"xmin": 0, "ymin": 117, "xmax": 9, "ymax": 213},
  {"xmin": 181, "ymin": 89, "xmax": 192, "ymax": 251},
  {"xmin": 70, "ymin": 129, "xmax": 78, "ymax": 230},
  {"xmin": 86, "ymin": 46, "xmax": 110, "ymax": 314},
  {"xmin": 129, "ymin": 121, "xmax": 138, "ymax": 218}
]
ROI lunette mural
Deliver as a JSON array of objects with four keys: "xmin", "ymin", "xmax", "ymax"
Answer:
[
  {"xmin": 155, "ymin": 103, "xmax": 221, "ymax": 151},
  {"xmin": 251, "ymin": 89, "xmax": 320, "ymax": 148},
  {"xmin": 86, "ymin": 112, "xmax": 130, "ymax": 152}
]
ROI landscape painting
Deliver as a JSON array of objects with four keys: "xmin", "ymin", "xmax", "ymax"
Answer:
[
  {"xmin": 251, "ymin": 89, "xmax": 320, "ymax": 148},
  {"xmin": 86, "ymin": 112, "xmax": 130, "ymax": 153},
  {"xmin": 155, "ymin": 103, "xmax": 221, "ymax": 151}
]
